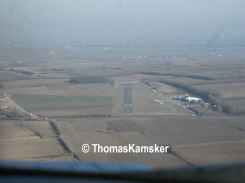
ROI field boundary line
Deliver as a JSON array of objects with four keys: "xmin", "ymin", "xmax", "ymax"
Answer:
[{"xmin": 174, "ymin": 140, "xmax": 245, "ymax": 148}]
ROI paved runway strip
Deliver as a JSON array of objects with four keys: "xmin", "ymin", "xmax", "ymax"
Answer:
[{"xmin": 123, "ymin": 83, "xmax": 133, "ymax": 113}]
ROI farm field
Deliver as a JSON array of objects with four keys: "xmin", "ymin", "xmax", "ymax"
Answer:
[
  {"xmin": 54, "ymin": 116, "xmax": 245, "ymax": 168},
  {"xmin": 2, "ymin": 80, "xmax": 114, "ymax": 117},
  {"xmin": 4, "ymin": 83, "xmax": 112, "ymax": 97},
  {"xmin": 13, "ymin": 95, "xmax": 112, "ymax": 111},
  {"xmin": 12, "ymin": 94, "xmax": 112, "ymax": 117},
  {"xmin": 2, "ymin": 79, "xmax": 69, "ymax": 89},
  {"xmin": 0, "ymin": 120, "xmax": 75, "ymax": 161}
]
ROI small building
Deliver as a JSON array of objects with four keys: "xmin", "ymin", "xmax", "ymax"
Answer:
[
  {"xmin": 174, "ymin": 96, "xmax": 202, "ymax": 104},
  {"xmin": 185, "ymin": 97, "xmax": 202, "ymax": 103}
]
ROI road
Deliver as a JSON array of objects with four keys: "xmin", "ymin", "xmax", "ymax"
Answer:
[
  {"xmin": 5, "ymin": 94, "xmax": 43, "ymax": 120},
  {"xmin": 123, "ymin": 83, "xmax": 133, "ymax": 113}
]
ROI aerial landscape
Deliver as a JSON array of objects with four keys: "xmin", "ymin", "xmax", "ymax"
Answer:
[
  {"xmin": 1, "ymin": 43, "xmax": 245, "ymax": 168},
  {"xmin": 0, "ymin": 0, "xmax": 245, "ymax": 170}
]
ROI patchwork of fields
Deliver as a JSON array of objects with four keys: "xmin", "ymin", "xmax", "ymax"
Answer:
[
  {"xmin": 0, "ymin": 120, "xmax": 75, "ymax": 161},
  {"xmin": 1, "ymin": 46, "xmax": 245, "ymax": 169}
]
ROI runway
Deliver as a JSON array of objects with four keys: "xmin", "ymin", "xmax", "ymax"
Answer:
[{"xmin": 123, "ymin": 83, "xmax": 133, "ymax": 113}]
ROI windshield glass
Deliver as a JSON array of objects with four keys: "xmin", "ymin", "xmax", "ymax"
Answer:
[{"xmin": 0, "ymin": 0, "xmax": 245, "ymax": 172}]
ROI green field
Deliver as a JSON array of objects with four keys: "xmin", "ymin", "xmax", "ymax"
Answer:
[{"xmin": 13, "ymin": 94, "xmax": 112, "ymax": 111}]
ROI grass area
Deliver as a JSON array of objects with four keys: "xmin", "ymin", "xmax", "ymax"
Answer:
[{"xmin": 13, "ymin": 94, "xmax": 112, "ymax": 111}]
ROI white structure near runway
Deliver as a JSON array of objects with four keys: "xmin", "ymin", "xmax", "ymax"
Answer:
[{"xmin": 185, "ymin": 97, "xmax": 202, "ymax": 103}]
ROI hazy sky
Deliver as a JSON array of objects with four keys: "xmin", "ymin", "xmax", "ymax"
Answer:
[{"xmin": 0, "ymin": 0, "xmax": 245, "ymax": 45}]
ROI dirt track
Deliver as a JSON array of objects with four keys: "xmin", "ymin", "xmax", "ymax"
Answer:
[{"xmin": 5, "ymin": 94, "xmax": 42, "ymax": 120}]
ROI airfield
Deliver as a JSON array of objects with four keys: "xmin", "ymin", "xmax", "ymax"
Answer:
[{"xmin": 1, "ymin": 45, "xmax": 245, "ymax": 168}]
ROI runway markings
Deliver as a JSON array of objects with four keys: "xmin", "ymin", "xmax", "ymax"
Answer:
[{"xmin": 123, "ymin": 83, "xmax": 133, "ymax": 113}]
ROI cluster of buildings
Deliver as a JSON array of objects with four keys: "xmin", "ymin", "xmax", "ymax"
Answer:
[
  {"xmin": 151, "ymin": 88, "xmax": 210, "ymax": 109},
  {"xmin": 173, "ymin": 96, "xmax": 209, "ymax": 107}
]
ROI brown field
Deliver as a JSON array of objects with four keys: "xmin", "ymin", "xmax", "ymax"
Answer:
[
  {"xmin": 4, "ymin": 83, "xmax": 112, "ymax": 97},
  {"xmin": 35, "ymin": 107, "xmax": 112, "ymax": 117},
  {"xmin": 2, "ymin": 79, "xmax": 69, "ymax": 89},
  {"xmin": 150, "ymin": 82, "xmax": 183, "ymax": 96},
  {"xmin": 52, "ymin": 116, "xmax": 245, "ymax": 168},
  {"xmin": 0, "ymin": 120, "xmax": 75, "ymax": 161},
  {"xmin": 2, "ymin": 115, "xmax": 245, "ymax": 167}
]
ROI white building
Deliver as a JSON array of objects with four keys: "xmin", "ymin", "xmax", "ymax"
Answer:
[{"xmin": 185, "ymin": 97, "xmax": 202, "ymax": 103}]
